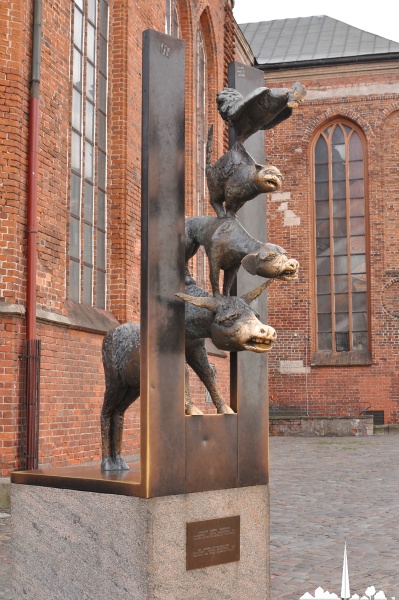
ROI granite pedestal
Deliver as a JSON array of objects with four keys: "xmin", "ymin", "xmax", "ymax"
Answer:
[{"xmin": 12, "ymin": 483, "xmax": 269, "ymax": 600}]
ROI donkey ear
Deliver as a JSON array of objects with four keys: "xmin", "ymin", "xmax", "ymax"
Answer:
[
  {"xmin": 176, "ymin": 293, "xmax": 221, "ymax": 313},
  {"xmin": 241, "ymin": 253, "xmax": 258, "ymax": 275},
  {"xmin": 240, "ymin": 280, "xmax": 273, "ymax": 305}
]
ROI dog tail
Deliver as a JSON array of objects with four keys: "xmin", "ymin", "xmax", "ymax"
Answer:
[{"xmin": 206, "ymin": 124, "xmax": 213, "ymax": 168}]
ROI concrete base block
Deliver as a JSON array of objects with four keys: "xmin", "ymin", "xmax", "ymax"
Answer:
[
  {"xmin": 12, "ymin": 484, "xmax": 269, "ymax": 600},
  {"xmin": 0, "ymin": 477, "xmax": 10, "ymax": 509}
]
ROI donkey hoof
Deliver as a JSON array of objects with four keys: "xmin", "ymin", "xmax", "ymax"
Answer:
[
  {"xmin": 116, "ymin": 456, "xmax": 130, "ymax": 470},
  {"xmin": 101, "ymin": 457, "xmax": 130, "ymax": 471},
  {"xmin": 185, "ymin": 404, "xmax": 204, "ymax": 416},
  {"xmin": 217, "ymin": 404, "xmax": 235, "ymax": 415}
]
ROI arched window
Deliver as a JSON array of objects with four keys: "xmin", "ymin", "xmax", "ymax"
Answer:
[
  {"xmin": 69, "ymin": 0, "xmax": 109, "ymax": 308},
  {"xmin": 195, "ymin": 28, "xmax": 207, "ymax": 287},
  {"xmin": 165, "ymin": 0, "xmax": 180, "ymax": 37},
  {"xmin": 314, "ymin": 122, "xmax": 368, "ymax": 354}
]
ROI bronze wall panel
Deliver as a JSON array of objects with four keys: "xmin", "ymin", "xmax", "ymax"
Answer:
[
  {"xmin": 185, "ymin": 415, "xmax": 238, "ymax": 493},
  {"xmin": 141, "ymin": 30, "xmax": 186, "ymax": 497},
  {"xmin": 228, "ymin": 62, "xmax": 269, "ymax": 486},
  {"xmin": 11, "ymin": 464, "xmax": 143, "ymax": 496}
]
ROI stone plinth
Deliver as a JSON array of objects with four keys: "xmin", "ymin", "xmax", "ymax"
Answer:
[
  {"xmin": 12, "ymin": 483, "xmax": 269, "ymax": 600},
  {"xmin": 270, "ymin": 416, "xmax": 374, "ymax": 437}
]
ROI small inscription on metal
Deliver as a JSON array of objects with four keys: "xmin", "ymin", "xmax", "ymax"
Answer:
[
  {"xmin": 186, "ymin": 516, "xmax": 240, "ymax": 570},
  {"xmin": 160, "ymin": 43, "xmax": 172, "ymax": 58}
]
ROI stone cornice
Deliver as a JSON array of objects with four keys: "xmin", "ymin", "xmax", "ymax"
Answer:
[{"xmin": 263, "ymin": 60, "xmax": 399, "ymax": 84}]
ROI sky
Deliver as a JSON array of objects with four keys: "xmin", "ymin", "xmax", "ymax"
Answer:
[{"xmin": 233, "ymin": 0, "xmax": 399, "ymax": 44}]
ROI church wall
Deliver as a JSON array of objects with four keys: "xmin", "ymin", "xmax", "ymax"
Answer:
[
  {"xmin": 263, "ymin": 64, "xmax": 399, "ymax": 423},
  {"xmin": 0, "ymin": 0, "xmax": 234, "ymax": 476}
]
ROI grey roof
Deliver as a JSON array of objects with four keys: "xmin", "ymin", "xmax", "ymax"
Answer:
[{"xmin": 239, "ymin": 16, "xmax": 399, "ymax": 67}]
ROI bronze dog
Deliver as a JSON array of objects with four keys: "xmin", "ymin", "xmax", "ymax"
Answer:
[{"xmin": 186, "ymin": 215, "xmax": 299, "ymax": 296}]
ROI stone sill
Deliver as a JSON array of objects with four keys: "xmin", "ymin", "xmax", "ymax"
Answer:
[
  {"xmin": 270, "ymin": 415, "xmax": 374, "ymax": 437},
  {"xmin": 0, "ymin": 301, "xmax": 228, "ymax": 348},
  {"xmin": 311, "ymin": 350, "xmax": 372, "ymax": 367},
  {"xmin": 0, "ymin": 300, "xmax": 120, "ymax": 335}
]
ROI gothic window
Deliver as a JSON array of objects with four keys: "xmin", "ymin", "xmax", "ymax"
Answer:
[
  {"xmin": 195, "ymin": 28, "xmax": 207, "ymax": 287},
  {"xmin": 69, "ymin": 0, "xmax": 108, "ymax": 309},
  {"xmin": 165, "ymin": 0, "xmax": 179, "ymax": 37},
  {"xmin": 314, "ymin": 122, "xmax": 368, "ymax": 353}
]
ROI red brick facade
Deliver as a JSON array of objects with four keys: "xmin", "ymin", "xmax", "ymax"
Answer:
[
  {"xmin": 0, "ymin": 0, "xmax": 234, "ymax": 476},
  {"xmin": 263, "ymin": 62, "xmax": 399, "ymax": 423},
  {"xmin": 3, "ymin": 3, "xmax": 397, "ymax": 479}
]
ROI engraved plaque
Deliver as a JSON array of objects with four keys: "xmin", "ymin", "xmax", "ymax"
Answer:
[{"xmin": 186, "ymin": 516, "xmax": 240, "ymax": 570}]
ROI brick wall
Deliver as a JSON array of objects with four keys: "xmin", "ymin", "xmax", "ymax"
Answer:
[
  {"xmin": 0, "ymin": 0, "xmax": 235, "ymax": 476},
  {"xmin": 263, "ymin": 63, "xmax": 399, "ymax": 423}
]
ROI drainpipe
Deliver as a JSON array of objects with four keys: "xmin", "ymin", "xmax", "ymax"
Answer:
[
  {"xmin": 304, "ymin": 336, "xmax": 310, "ymax": 417},
  {"xmin": 25, "ymin": 0, "xmax": 42, "ymax": 470}
]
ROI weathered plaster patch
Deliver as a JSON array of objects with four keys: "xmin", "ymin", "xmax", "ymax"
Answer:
[
  {"xmin": 270, "ymin": 191, "xmax": 291, "ymax": 202},
  {"xmin": 306, "ymin": 82, "xmax": 399, "ymax": 101},
  {"xmin": 270, "ymin": 191, "xmax": 301, "ymax": 226},
  {"xmin": 279, "ymin": 360, "xmax": 310, "ymax": 375},
  {"xmin": 283, "ymin": 210, "xmax": 301, "ymax": 227},
  {"xmin": 277, "ymin": 202, "xmax": 288, "ymax": 212}
]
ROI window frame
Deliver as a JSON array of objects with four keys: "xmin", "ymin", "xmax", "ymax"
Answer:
[
  {"xmin": 311, "ymin": 119, "xmax": 372, "ymax": 366},
  {"xmin": 68, "ymin": 0, "xmax": 109, "ymax": 309},
  {"xmin": 165, "ymin": 0, "xmax": 180, "ymax": 37},
  {"xmin": 194, "ymin": 27, "xmax": 207, "ymax": 289}
]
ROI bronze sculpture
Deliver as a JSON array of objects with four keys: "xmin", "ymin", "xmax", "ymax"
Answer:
[
  {"xmin": 187, "ymin": 83, "xmax": 305, "ymax": 294},
  {"xmin": 101, "ymin": 274, "xmax": 276, "ymax": 471},
  {"xmin": 185, "ymin": 215, "xmax": 299, "ymax": 296},
  {"xmin": 206, "ymin": 125, "xmax": 283, "ymax": 218},
  {"xmin": 217, "ymin": 82, "xmax": 306, "ymax": 143},
  {"xmin": 100, "ymin": 80, "xmax": 306, "ymax": 472}
]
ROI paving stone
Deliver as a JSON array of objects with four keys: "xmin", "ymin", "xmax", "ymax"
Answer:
[
  {"xmin": 0, "ymin": 510, "xmax": 11, "ymax": 600},
  {"xmin": 1, "ymin": 435, "xmax": 398, "ymax": 597},
  {"xmin": 270, "ymin": 435, "xmax": 399, "ymax": 598}
]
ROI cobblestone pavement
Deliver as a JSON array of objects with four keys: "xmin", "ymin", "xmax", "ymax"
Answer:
[
  {"xmin": 1, "ymin": 434, "xmax": 398, "ymax": 599},
  {"xmin": 270, "ymin": 434, "xmax": 399, "ymax": 599},
  {"xmin": 0, "ymin": 511, "xmax": 11, "ymax": 600}
]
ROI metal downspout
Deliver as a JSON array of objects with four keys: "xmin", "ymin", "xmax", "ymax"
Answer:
[{"xmin": 25, "ymin": 0, "xmax": 42, "ymax": 470}]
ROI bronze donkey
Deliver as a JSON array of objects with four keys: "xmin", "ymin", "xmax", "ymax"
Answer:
[{"xmin": 100, "ymin": 275, "xmax": 276, "ymax": 471}]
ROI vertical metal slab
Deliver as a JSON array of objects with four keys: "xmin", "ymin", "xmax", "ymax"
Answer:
[
  {"xmin": 185, "ymin": 415, "xmax": 238, "ymax": 493},
  {"xmin": 141, "ymin": 31, "xmax": 186, "ymax": 497},
  {"xmin": 228, "ymin": 62, "xmax": 269, "ymax": 486}
]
